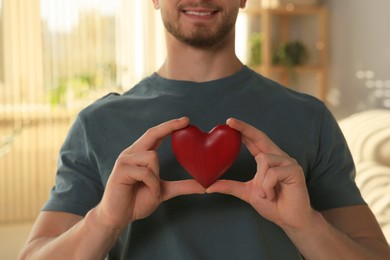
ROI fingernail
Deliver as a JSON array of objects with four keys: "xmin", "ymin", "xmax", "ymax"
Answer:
[{"xmin": 178, "ymin": 117, "xmax": 188, "ymax": 121}]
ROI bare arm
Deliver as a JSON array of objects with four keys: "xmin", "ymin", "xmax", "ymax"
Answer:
[
  {"xmin": 19, "ymin": 118, "xmax": 205, "ymax": 260},
  {"xmin": 18, "ymin": 210, "xmax": 122, "ymax": 260},
  {"xmin": 285, "ymin": 205, "xmax": 390, "ymax": 260}
]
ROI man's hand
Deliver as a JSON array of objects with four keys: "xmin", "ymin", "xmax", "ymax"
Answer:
[
  {"xmin": 207, "ymin": 118, "xmax": 315, "ymax": 230},
  {"xmin": 97, "ymin": 117, "xmax": 205, "ymax": 229},
  {"xmin": 207, "ymin": 118, "xmax": 390, "ymax": 259},
  {"xmin": 19, "ymin": 117, "xmax": 206, "ymax": 260}
]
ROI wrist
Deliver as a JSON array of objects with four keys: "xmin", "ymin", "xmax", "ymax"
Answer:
[
  {"xmin": 85, "ymin": 206, "xmax": 127, "ymax": 237},
  {"xmin": 282, "ymin": 208, "xmax": 325, "ymax": 236}
]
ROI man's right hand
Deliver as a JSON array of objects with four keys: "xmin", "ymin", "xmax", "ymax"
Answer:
[
  {"xmin": 95, "ymin": 117, "xmax": 205, "ymax": 229},
  {"xmin": 19, "ymin": 117, "xmax": 205, "ymax": 260}
]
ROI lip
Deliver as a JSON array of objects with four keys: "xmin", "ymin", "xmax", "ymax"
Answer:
[{"xmin": 181, "ymin": 7, "xmax": 220, "ymax": 20}]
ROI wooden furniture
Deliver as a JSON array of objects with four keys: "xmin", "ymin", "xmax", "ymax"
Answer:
[{"xmin": 243, "ymin": 5, "xmax": 329, "ymax": 101}]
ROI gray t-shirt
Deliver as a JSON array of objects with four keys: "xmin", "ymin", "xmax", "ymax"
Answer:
[{"xmin": 43, "ymin": 66, "xmax": 365, "ymax": 259}]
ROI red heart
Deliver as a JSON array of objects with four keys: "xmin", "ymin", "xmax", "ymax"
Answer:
[{"xmin": 171, "ymin": 124, "xmax": 241, "ymax": 188}]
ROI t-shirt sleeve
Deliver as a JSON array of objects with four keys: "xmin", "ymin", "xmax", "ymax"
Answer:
[
  {"xmin": 307, "ymin": 107, "xmax": 366, "ymax": 211},
  {"xmin": 42, "ymin": 115, "xmax": 104, "ymax": 216}
]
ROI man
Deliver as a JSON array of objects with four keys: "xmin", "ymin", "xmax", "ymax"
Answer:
[{"xmin": 20, "ymin": 1, "xmax": 390, "ymax": 259}]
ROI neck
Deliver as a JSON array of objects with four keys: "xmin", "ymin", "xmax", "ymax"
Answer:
[{"xmin": 157, "ymin": 31, "xmax": 243, "ymax": 82}]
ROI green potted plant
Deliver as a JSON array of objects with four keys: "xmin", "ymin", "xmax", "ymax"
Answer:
[
  {"xmin": 272, "ymin": 40, "xmax": 309, "ymax": 68},
  {"xmin": 248, "ymin": 33, "xmax": 262, "ymax": 67}
]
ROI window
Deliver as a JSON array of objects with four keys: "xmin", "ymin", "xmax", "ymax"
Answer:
[
  {"xmin": 0, "ymin": 0, "xmax": 4, "ymax": 83},
  {"xmin": 0, "ymin": 0, "xmax": 165, "ymax": 222},
  {"xmin": 40, "ymin": 0, "xmax": 164, "ymax": 108}
]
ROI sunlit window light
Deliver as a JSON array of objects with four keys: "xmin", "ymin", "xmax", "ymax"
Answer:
[
  {"xmin": 236, "ymin": 13, "xmax": 249, "ymax": 64},
  {"xmin": 40, "ymin": 0, "xmax": 120, "ymax": 33}
]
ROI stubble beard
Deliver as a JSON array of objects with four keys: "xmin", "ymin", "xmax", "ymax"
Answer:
[{"xmin": 161, "ymin": 9, "xmax": 237, "ymax": 49}]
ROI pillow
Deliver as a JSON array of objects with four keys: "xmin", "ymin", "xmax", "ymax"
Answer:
[
  {"xmin": 354, "ymin": 161, "xmax": 390, "ymax": 243},
  {"xmin": 339, "ymin": 109, "xmax": 390, "ymax": 167}
]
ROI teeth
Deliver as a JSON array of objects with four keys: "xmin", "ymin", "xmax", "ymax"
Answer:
[{"xmin": 185, "ymin": 11, "xmax": 212, "ymax": 16}]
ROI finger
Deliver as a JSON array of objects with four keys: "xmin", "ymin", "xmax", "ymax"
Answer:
[
  {"xmin": 117, "ymin": 151, "xmax": 160, "ymax": 177},
  {"xmin": 113, "ymin": 152, "xmax": 162, "ymax": 195},
  {"xmin": 254, "ymin": 151, "xmax": 297, "ymax": 199},
  {"xmin": 262, "ymin": 165, "xmax": 301, "ymax": 201},
  {"xmin": 126, "ymin": 117, "xmax": 190, "ymax": 153},
  {"xmin": 160, "ymin": 180, "xmax": 205, "ymax": 202},
  {"xmin": 255, "ymin": 152, "xmax": 298, "ymax": 200},
  {"xmin": 206, "ymin": 180, "xmax": 250, "ymax": 203},
  {"xmin": 118, "ymin": 165, "xmax": 161, "ymax": 198},
  {"xmin": 226, "ymin": 118, "xmax": 285, "ymax": 156},
  {"xmin": 254, "ymin": 153, "xmax": 269, "ymax": 198}
]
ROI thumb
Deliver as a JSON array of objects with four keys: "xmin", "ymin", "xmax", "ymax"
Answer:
[
  {"xmin": 160, "ymin": 180, "xmax": 205, "ymax": 202},
  {"xmin": 206, "ymin": 180, "xmax": 249, "ymax": 203}
]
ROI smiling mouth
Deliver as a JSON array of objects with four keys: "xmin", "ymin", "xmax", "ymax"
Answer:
[
  {"xmin": 184, "ymin": 10, "xmax": 215, "ymax": 16},
  {"xmin": 181, "ymin": 6, "xmax": 220, "ymax": 17}
]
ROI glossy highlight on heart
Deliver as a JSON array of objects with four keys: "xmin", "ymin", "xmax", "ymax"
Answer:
[{"xmin": 171, "ymin": 124, "xmax": 242, "ymax": 188}]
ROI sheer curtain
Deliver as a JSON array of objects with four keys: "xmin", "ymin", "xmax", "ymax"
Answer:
[
  {"xmin": 0, "ymin": 0, "xmax": 165, "ymax": 222},
  {"xmin": 40, "ymin": 0, "xmax": 165, "ymax": 107},
  {"xmin": 116, "ymin": 1, "xmax": 165, "ymax": 91}
]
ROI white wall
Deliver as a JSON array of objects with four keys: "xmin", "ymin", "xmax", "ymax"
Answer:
[{"xmin": 324, "ymin": 0, "xmax": 390, "ymax": 118}]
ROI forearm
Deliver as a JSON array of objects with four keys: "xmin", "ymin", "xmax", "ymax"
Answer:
[
  {"xmin": 284, "ymin": 210, "xmax": 389, "ymax": 260},
  {"xmin": 20, "ymin": 208, "xmax": 124, "ymax": 260}
]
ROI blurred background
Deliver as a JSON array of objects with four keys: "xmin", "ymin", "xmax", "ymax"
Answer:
[{"xmin": 0, "ymin": 0, "xmax": 389, "ymax": 258}]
